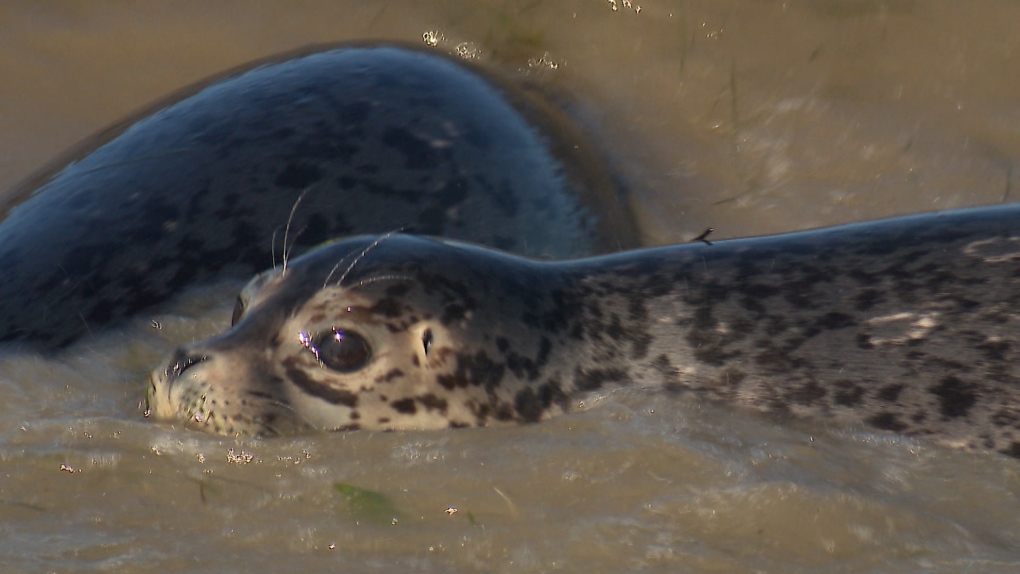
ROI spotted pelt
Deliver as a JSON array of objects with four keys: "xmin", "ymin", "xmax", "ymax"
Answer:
[{"xmin": 148, "ymin": 205, "xmax": 1020, "ymax": 457}]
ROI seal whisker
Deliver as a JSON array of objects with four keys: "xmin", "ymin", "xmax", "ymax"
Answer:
[
  {"xmin": 246, "ymin": 392, "xmax": 301, "ymax": 436},
  {"xmin": 281, "ymin": 185, "xmax": 318, "ymax": 275},
  {"xmin": 322, "ymin": 258, "xmax": 352, "ymax": 290},
  {"xmin": 246, "ymin": 390, "xmax": 296, "ymax": 411},
  {"xmin": 271, "ymin": 228, "xmax": 279, "ymax": 270},
  {"xmin": 350, "ymin": 274, "xmax": 414, "ymax": 291},
  {"xmin": 324, "ymin": 229, "xmax": 404, "ymax": 288}
]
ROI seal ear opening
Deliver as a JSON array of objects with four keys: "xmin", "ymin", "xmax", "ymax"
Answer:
[
  {"xmin": 422, "ymin": 328, "xmax": 433, "ymax": 357},
  {"xmin": 411, "ymin": 323, "xmax": 437, "ymax": 368}
]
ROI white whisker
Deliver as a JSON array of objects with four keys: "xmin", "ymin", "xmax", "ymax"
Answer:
[
  {"xmin": 271, "ymin": 228, "xmax": 279, "ymax": 270},
  {"xmin": 323, "ymin": 229, "xmax": 404, "ymax": 288},
  {"xmin": 322, "ymin": 259, "xmax": 347, "ymax": 290},
  {"xmin": 351, "ymin": 274, "xmax": 414, "ymax": 290},
  {"xmin": 281, "ymin": 185, "xmax": 317, "ymax": 275}
]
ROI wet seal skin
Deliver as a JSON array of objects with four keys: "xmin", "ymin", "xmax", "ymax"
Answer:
[
  {"xmin": 149, "ymin": 204, "xmax": 1020, "ymax": 458},
  {"xmin": 0, "ymin": 43, "xmax": 639, "ymax": 349}
]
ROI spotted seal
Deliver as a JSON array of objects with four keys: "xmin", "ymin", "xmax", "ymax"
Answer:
[
  {"xmin": 148, "ymin": 204, "xmax": 1020, "ymax": 457},
  {"xmin": 0, "ymin": 44, "xmax": 638, "ymax": 349}
]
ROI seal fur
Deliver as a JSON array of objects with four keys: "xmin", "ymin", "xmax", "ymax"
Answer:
[
  {"xmin": 0, "ymin": 44, "xmax": 638, "ymax": 349},
  {"xmin": 148, "ymin": 204, "xmax": 1020, "ymax": 456}
]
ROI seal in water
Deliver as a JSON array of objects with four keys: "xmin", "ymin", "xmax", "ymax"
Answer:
[
  {"xmin": 0, "ymin": 44, "xmax": 638, "ymax": 349},
  {"xmin": 148, "ymin": 204, "xmax": 1020, "ymax": 457}
]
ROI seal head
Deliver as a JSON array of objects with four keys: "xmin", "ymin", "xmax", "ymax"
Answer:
[{"xmin": 148, "ymin": 235, "xmax": 567, "ymax": 435}]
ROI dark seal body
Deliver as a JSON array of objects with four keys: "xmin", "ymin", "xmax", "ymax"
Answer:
[
  {"xmin": 0, "ymin": 44, "xmax": 638, "ymax": 349},
  {"xmin": 149, "ymin": 204, "xmax": 1020, "ymax": 457}
]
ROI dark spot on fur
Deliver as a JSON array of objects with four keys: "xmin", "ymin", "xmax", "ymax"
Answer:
[
  {"xmin": 977, "ymin": 339, "xmax": 1011, "ymax": 362},
  {"xmin": 876, "ymin": 384, "xmax": 904, "ymax": 402},
  {"xmin": 742, "ymin": 283, "xmax": 780, "ymax": 299},
  {"xmin": 284, "ymin": 359, "xmax": 358, "ymax": 407},
  {"xmin": 992, "ymin": 410, "xmax": 1019, "ymax": 427},
  {"xmin": 789, "ymin": 381, "xmax": 827, "ymax": 405},
  {"xmin": 630, "ymin": 332, "xmax": 653, "ymax": 360},
  {"xmin": 495, "ymin": 402, "xmax": 515, "ymax": 421},
  {"xmin": 573, "ymin": 367, "xmax": 628, "ymax": 391},
  {"xmin": 856, "ymin": 334, "xmax": 873, "ymax": 350},
  {"xmin": 721, "ymin": 368, "xmax": 746, "ymax": 388},
  {"xmin": 868, "ymin": 412, "xmax": 907, "ymax": 432},
  {"xmin": 854, "ymin": 289, "xmax": 884, "ymax": 311},
  {"xmin": 930, "ymin": 376, "xmax": 977, "ymax": 418},
  {"xmin": 385, "ymin": 283, "xmax": 411, "ymax": 297},
  {"xmin": 817, "ymin": 312, "xmax": 855, "ymax": 330},
  {"xmin": 514, "ymin": 388, "xmax": 544, "ymax": 422},
  {"xmin": 391, "ymin": 398, "xmax": 416, "ymax": 414},
  {"xmin": 496, "ymin": 336, "xmax": 510, "ymax": 353},
  {"xmin": 539, "ymin": 379, "xmax": 567, "ymax": 410},
  {"xmin": 418, "ymin": 393, "xmax": 448, "ymax": 413},
  {"xmin": 436, "ymin": 350, "xmax": 505, "ymax": 390},
  {"xmin": 370, "ymin": 297, "xmax": 404, "ymax": 318},
  {"xmin": 382, "ymin": 126, "xmax": 440, "ymax": 169},
  {"xmin": 442, "ymin": 303, "xmax": 469, "ymax": 324},
  {"xmin": 374, "ymin": 368, "xmax": 404, "ymax": 383},
  {"xmin": 275, "ymin": 162, "xmax": 322, "ymax": 189},
  {"xmin": 627, "ymin": 297, "xmax": 648, "ymax": 322},
  {"xmin": 833, "ymin": 380, "xmax": 865, "ymax": 407},
  {"xmin": 651, "ymin": 354, "xmax": 681, "ymax": 387}
]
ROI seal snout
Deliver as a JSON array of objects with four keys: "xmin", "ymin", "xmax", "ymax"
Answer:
[
  {"xmin": 147, "ymin": 347, "xmax": 215, "ymax": 425},
  {"xmin": 147, "ymin": 337, "xmax": 307, "ymax": 437}
]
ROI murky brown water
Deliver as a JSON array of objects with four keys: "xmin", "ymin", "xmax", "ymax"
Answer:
[{"xmin": 2, "ymin": 1, "xmax": 1019, "ymax": 572}]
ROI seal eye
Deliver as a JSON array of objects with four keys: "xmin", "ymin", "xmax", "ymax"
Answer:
[
  {"xmin": 231, "ymin": 295, "xmax": 245, "ymax": 326},
  {"xmin": 313, "ymin": 329, "xmax": 371, "ymax": 372}
]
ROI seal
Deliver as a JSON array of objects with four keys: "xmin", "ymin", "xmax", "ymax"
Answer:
[
  {"xmin": 147, "ymin": 204, "xmax": 1020, "ymax": 457},
  {"xmin": 0, "ymin": 43, "xmax": 638, "ymax": 349}
]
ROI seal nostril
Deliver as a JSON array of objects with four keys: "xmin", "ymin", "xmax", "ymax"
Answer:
[{"xmin": 165, "ymin": 349, "xmax": 209, "ymax": 380}]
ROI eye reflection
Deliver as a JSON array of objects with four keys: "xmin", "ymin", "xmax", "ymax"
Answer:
[
  {"xmin": 297, "ymin": 329, "xmax": 371, "ymax": 372},
  {"xmin": 298, "ymin": 331, "xmax": 316, "ymax": 357}
]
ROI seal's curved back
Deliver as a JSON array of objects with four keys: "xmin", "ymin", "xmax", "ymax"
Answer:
[{"xmin": 0, "ymin": 44, "xmax": 639, "ymax": 349}]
